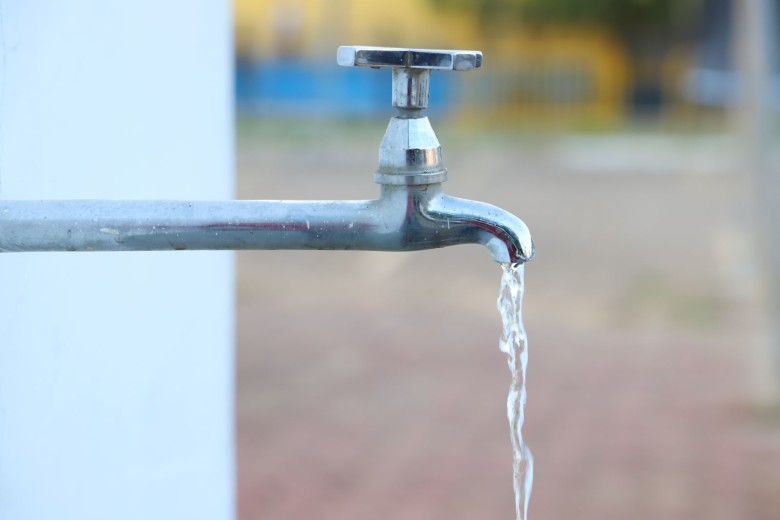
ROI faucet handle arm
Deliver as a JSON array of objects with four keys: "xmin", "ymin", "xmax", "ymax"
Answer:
[
  {"xmin": 336, "ymin": 46, "xmax": 482, "ymax": 71},
  {"xmin": 337, "ymin": 45, "xmax": 482, "ymax": 109}
]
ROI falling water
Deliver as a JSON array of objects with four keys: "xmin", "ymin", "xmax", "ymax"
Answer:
[{"xmin": 498, "ymin": 263, "xmax": 533, "ymax": 520}]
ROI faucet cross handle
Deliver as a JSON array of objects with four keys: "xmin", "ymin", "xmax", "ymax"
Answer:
[{"xmin": 337, "ymin": 46, "xmax": 482, "ymax": 109}]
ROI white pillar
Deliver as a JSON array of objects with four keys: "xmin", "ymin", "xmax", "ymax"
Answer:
[
  {"xmin": 733, "ymin": 0, "xmax": 780, "ymax": 405},
  {"xmin": 0, "ymin": 2, "xmax": 235, "ymax": 519}
]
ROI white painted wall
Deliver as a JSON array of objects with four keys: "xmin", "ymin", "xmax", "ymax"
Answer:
[{"xmin": 0, "ymin": 2, "xmax": 235, "ymax": 519}]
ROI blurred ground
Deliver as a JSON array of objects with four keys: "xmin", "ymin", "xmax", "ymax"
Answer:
[{"xmin": 235, "ymin": 120, "xmax": 780, "ymax": 520}]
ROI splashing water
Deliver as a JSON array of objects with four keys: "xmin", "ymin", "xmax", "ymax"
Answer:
[{"xmin": 498, "ymin": 263, "xmax": 533, "ymax": 520}]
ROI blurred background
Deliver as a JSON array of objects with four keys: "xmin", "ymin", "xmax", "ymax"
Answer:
[{"xmin": 233, "ymin": 1, "xmax": 780, "ymax": 519}]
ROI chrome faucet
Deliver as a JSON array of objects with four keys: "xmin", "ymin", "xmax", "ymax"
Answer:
[{"xmin": 0, "ymin": 46, "xmax": 533, "ymax": 264}]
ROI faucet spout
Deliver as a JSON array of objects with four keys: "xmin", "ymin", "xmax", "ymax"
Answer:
[
  {"xmin": 376, "ymin": 185, "xmax": 534, "ymax": 264},
  {"xmin": 424, "ymin": 193, "xmax": 535, "ymax": 264}
]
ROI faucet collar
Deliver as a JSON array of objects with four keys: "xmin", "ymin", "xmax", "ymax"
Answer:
[{"xmin": 375, "ymin": 116, "xmax": 447, "ymax": 186}]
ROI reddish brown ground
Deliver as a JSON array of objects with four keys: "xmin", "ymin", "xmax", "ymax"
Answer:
[{"xmin": 236, "ymin": 126, "xmax": 780, "ymax": 520}]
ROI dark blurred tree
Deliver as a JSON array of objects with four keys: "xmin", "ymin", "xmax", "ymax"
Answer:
[
  {"xmin": 431, "ymin": 0, "xmax": 703, "ymax": 114},
  {"xmin": 430, "ymin": 0, "xmax": 700, "ymax": 38}
]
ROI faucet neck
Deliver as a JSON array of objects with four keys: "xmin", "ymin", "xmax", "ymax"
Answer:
[
  {"xmin": 392, "ymin": 68, "xmax": 430, "ymax": 109},
  {"xmin": 379, "ymin": 182, "xmax": 442, "ymax": 199}
]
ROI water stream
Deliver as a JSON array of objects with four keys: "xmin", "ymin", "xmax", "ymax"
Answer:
[{"xmin": 498, "ymin": 263, "xmax": 533, "ymax": 520}]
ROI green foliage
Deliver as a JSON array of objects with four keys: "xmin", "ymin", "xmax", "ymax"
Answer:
[
  {"xmin": 430, "ymin": 0, "xmax": 701, "ymax": 36},
  {"xmin": 520, "ymin": 0, "xmax": 698, "ymax": 35}
]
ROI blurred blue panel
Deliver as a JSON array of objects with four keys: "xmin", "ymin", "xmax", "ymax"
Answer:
[{"xmin": 236, "ymin": 59, "xmax": 453, "ymax": 117}]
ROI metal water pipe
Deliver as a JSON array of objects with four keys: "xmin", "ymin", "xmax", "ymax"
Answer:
[{"xmin": 0, "ymin": 46, "xmax": 534, "ymax": 264}]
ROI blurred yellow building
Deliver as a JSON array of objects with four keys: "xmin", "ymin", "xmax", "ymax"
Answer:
[
  {"xmin": 234, "ymin": 0, "xmax": 631, "ymax": 125},
  {"xmin": 235, "ymin": 0, "xmax": 481, "ymax": 59}
]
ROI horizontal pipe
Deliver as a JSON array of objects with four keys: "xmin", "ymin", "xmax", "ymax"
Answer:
[
  {"xmin": 0, "ymin": 188, "xmax": 534, "ymax": 263},
  {"xmin": 0, "ymin": 200, "xmax": 384, "ymax": 253}
]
